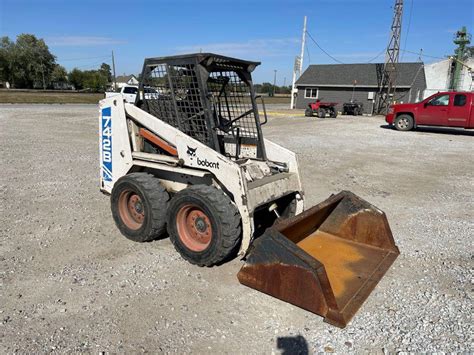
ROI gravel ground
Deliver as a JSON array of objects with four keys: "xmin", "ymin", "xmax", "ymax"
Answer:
[{"xmin": 0, "ymin": 104, "xmax": 472, "ymax": 353}]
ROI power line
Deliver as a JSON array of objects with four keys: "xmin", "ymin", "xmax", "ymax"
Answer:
[
  {"xmin": 400, "ymin": 48, "xmax": 445, "ymax": 60},
  {"xmin": 401, "ymin": 0, "xmax": 414, "ymax": 61},
  {"xmin": 305, "ymin": 25, "xmax": 444, "ymax": 65},
  {"xmin": 305, "ymin": 30, "xmax": 345, "ymax": 64},
  {"xmin": 305, "ymin": 38, "xmax": 311, "ymax": 64},
  {"xmin": 73, "ymin": 59, "xmax": 111, "ymax": 69},
  {"xmin": 57, "ymin": 55, "xmax": 111, "ymax": 62},
  {"xmin": 396, "ymin": 62, "xmax": 424, "ymax": 101},
  {"xmin": 366, "ymin": 48, "xmax": 387, "ymax": 63}
]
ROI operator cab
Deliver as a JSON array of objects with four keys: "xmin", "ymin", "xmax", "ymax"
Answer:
[{"xmin": 137, "ymin": 53, "xmax": 269, "ymax": 162}]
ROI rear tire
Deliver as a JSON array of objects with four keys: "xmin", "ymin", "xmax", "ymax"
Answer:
[
  {"xmin": 394, "ymin": 114, "xmax": 414, "ymax": 131},
  {"xmin": 330, "ymin": 109, "xmax": 338, "ymax": 118},
  {"xmin": 167, "ymin": 185, "xmax": 241, "ymax": 266},
  {"xmin": 318, "ymin": 108, "xmax": 326, "ymax": 118},
  {"xmin": 111, "ymin": 173, "xmax": 170, "ymax": 242},
  {"xmin": 305, "ymin": 108, "xmax": 313, "ymax": 117}
]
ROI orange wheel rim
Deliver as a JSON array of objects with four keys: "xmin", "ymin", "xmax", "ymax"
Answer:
[
  {"xmin": 118, "ymin": 189, "xmax": 145, "ymax": 230},
  {"xmin": 176, "ymin": 205, "xmax": 212, "ymax": 252}
]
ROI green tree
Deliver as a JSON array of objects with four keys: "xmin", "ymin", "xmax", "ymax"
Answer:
[
  {"xmin": 257, "ymin": 82, "xmax": 274, "ymax": 94},
  {"xmin": 68, "ymin": 67, "xmax": 108, "ymax": 92},
  {"xmin": 0, "ymin": 36, "xmax": 15, "ymax": 84},
  {"xmin": 99, "ymin": 63, "xmax": 112, "ymax": 83},
  {"xmin": 83, "ymin": 70, "xmax": 108, "ymax": 92},
  {"xmin": 14, "ymin": 34, "xmax": 56, "ymax": 88},
  {"xmin": 68, "ymin": 68, "xmax": 85, "ymax": 90},
  {"xmin": 51, "ymin": 64, "xmax": 68, "ymax": 84},
  {"xmin": 279, "ymin": 85, "xmax": 291, "ymax": 94},
  {"xmin": 0, "ymin": 34, "xmax": 56, "ymax": 88}
]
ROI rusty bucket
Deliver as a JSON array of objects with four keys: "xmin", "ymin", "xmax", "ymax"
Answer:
[{"xmin": 237, "ymin": 191, "xmax": 399, "ymax": 328}]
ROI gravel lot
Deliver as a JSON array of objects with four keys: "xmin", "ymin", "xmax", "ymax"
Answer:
[{"xmin": 1, "ymin": 104, "xmax": 472, "ymax": 353}]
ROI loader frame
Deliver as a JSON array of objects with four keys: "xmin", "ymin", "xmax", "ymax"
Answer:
[{"xmin": 99, "ymin": 97, "xmax": 304, "ymax": 254}]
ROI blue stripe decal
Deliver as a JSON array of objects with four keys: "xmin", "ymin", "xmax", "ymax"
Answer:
[{"xmin": 101, "ymin": 107, "xmax": 112, "ymax": 182}]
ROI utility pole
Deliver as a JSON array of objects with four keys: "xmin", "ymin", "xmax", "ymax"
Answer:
[
  {"xmin": 283, "ymin": 77, "xmax": 286, "ymax": 87},
  {"xmin": 375, "ymin": 0, "xmax": 403, "ymax": 114},
  {"xmin": 273, "ymin": 70, "xmax": 277, "ymax": 96},
  {"xmin": 111, "ymin": 50, "xmax": 117, "ymax": 91},
  {"xmin": 290, "ymin": 16, "xmax": 307, "ymax": 109}
]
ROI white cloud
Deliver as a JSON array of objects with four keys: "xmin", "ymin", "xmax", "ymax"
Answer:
[
  {"xmin": 47, "ymin": 36, "xmax": 125, "ymax": 46},
  {"xmin": 174, "ymin": 38, "xmax": 299, "ymax": 58}
]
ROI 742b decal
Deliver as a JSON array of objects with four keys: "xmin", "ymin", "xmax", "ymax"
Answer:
[{"xmin": 101, "ymin": 107, "xmax": 112, "ymax": 182}]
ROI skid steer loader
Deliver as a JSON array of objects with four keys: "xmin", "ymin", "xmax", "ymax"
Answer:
[{"xmin": 99, "ymin": 53, "xmax": 399, "ymax": 327}]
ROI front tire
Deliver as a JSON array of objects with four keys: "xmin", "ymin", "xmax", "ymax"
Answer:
[
  {"xmin": 111, "ymin": 173, "xmax": 170, "ymax": 242},
  {"xmin": 318, "ymin": 108, "xmax": 326, "ymax": 118},
  {"xmin": 305, "ymin": 108, "xmax": 313, "ymax": 117},
  {"xmin": 167, "ymin": 185, "xmax": 241, "ymax": 266},
  {"xmin": 394, "ymin": 114, "xmax": 414, "ymax": 131}
]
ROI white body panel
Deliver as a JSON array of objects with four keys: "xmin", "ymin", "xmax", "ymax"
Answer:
[
  {"xmin": 99, "ymin": 97, "xmax": 304, "ymax": 254},
  {"xmin": 99, "ymin": 99, "xmax": 133, "ymax": 192}
]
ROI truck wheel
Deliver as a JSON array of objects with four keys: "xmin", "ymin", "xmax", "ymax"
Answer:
[
  {"xmin": 111, "ymin": 173, "xmax": 170, "ymax": 242},
  {"xmin": 394, "ymin": 114, "xmax": 414, "ymax": 131},
  {"xmin": 167, "ymin": 185, "xmax": 241, "ymax": 266},
  {"xmin": 318, "ymin": 108, "xmax": 326, "ymax": 118},
  {"xmin": 305, "ymin": 108, "xmax": 313, "ymax": 117}
]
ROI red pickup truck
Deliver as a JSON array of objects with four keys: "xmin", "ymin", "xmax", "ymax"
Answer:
[{"xmin": 386, "ymin": 91, "xmax": 474, "ymax": 131}]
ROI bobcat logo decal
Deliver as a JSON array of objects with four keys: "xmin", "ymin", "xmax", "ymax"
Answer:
[
  {"xmin": 185, "ymin": 146, "xmax": 220, "ymax": 169},
  {"xmin": 186, "ymin": 146, "xmax": 197, "ymax": 160}
]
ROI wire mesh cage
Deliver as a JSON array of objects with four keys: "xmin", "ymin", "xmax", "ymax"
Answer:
[
  {"xmin": 142, "ymin": 62, "xmax": 211, "ymax": 146},
  {"xmin": 140, "ymin": 54, "xmax": 266, "ymax": 160}
]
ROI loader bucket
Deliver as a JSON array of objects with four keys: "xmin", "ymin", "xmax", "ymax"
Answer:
[{"xmin": 238, "ymin": 191, "xmax": 399, "ymax": 328}]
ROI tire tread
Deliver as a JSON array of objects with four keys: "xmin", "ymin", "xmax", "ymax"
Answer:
[
  {"xmin": 167, "ymin": 185, "xmax": 241, "ymax": 266},
  {"xmin": 111, "ymin": 173, "xmax": 169, "ymax": 242}
]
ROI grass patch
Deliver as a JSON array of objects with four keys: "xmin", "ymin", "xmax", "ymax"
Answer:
[
  {"xmin": 0, "ymin": 90, "xmax": 291, "ymax": 105},
  {"xmin": 260, "ymin": 96, "xmax": 291, "ymax": 104},
  {"xmin": 0, "ymin": 90, "xmax": 103, "ymax": 104}
]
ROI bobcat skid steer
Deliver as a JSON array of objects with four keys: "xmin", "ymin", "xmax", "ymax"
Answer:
[{"xmin": 99, "ymin": 53, "xmax": 399, "ymax": 328}]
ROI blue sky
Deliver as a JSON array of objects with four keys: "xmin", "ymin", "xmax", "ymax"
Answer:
[{"xmin": 1, "ymin": 0, "xmax": 473, "ymax": 84}]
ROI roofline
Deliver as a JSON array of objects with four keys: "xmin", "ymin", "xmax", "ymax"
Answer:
[
  {"xmin": 116, "ymin": 74, "xmax": 137, "ymax": 80},
  {"xmin": 144, "ymin": 53, "xmax": 261, "ymax": 67},
  {"xmin": 304, "ymin": 62, "xmax": 424, "ymax": 66},
  {"xmin": 296, "ymin": 84, "xmax": 412, "ymax": 89}
]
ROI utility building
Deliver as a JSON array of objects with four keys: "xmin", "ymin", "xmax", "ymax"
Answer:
[{"xmin": 294, "ymin": 62, "xmax": 426, "ymax": 114}]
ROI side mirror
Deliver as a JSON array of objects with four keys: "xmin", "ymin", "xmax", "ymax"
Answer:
[{"xmin": 423, "ymin": 102, "xmax": 429, "ymax": 108}]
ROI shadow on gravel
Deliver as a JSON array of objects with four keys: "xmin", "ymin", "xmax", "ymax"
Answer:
[
  {"xmin": 379, "ymin": 124, "xmax": 474, "ymax": 136},
  {"xmin": 277, "ymin": 335, "xmax": 309, "ymax": 355}
]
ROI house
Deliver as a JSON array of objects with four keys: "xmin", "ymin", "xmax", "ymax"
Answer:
[
  {"xmin": 114, "ymin": 74, "xmax": 139, "ymax": 88},
  {"xmin": 294, "ymin": 62, "xmax": 426, "ymax": 114}
]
